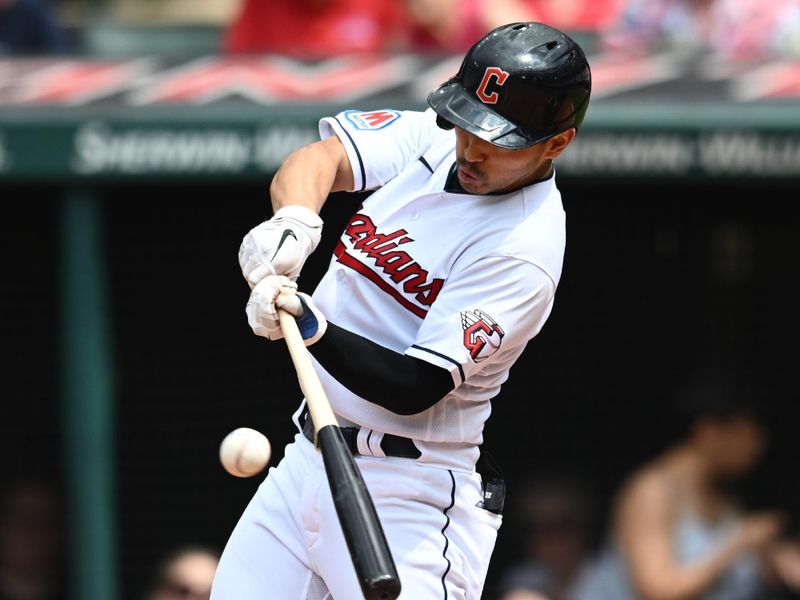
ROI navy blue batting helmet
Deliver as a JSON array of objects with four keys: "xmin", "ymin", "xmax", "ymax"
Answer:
[{"xmin": 428, "ymin": 22, "xmax": 592, "ymax": 149}]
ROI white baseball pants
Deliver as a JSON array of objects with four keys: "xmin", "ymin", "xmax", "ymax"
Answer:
[{"xmin": 210, "ymin": 433, "xmax": 501, "ymax": 600}]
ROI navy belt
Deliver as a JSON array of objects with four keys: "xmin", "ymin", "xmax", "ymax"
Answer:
[{"xmin": 300, "ymin": 409, "xmax": 421, "ymax": 459}]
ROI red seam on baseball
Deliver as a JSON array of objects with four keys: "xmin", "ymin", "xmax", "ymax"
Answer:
[{"xmin": 234, "ymin": 437, "xmax": 249, "ymax": 475}]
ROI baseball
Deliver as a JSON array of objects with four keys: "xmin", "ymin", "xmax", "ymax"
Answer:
[{"xmin": 219, "ymin": 427, "xmax": 272, "ymax": 478}]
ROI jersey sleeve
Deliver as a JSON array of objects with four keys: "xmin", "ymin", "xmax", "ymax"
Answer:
[
  {"xmin": 405, "ymin": 256, "xmax": 556, "ymax": 387},
  {"xmin": 319, "ymin": 108, "xmax": 439, "ymax": 193}
]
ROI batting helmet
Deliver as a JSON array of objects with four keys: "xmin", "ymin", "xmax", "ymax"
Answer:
[{"xmin": 427, "ymin": 22, "xmax": 591, "ymax": 149}]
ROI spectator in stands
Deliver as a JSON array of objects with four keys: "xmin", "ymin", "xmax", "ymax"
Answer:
[
  {"xmin": 602, "ymin": 0, "xmax": 800, "ymax": 59},
  {"xmin": 0, "ymin": 478, "xmax": 66, "ymax": 600},
  {"xmin": 223, "ymin": 0, "xmax": 404, "ymax": 56},
  {"xmin": 401, "ymin": 0, "xmax": 625, "ymax": 53},
  {"xmin": 496, "ymin": 473, "xmax": 597, "ymax": 600},
  {"xmin": 108, "ymin": 0, "xmax": 238, "ymax": 26},
  {"xmin": 502, "ymin": 592, "xmax": 550, "ymax": 600},
  {"xmin": 574, "ymin": 380, "xmax": 800, "ymax": 600},
  {"xmin": 146, "ymin": 545, "xmax": 219, "ymax": 600},
  {"xmin": 401, "ymin": 0, "xmax": 525, "ymax": 52},
  {"xmin": 0, "ymin": 0, "xmax": 68, "ymax": 55},
  {"xmin": 512, "ymin": 0, "xmax": 624, "ymax": 33}
]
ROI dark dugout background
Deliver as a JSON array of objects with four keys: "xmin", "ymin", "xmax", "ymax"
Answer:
[{"xmin": 3, "ymin": 177, "xmax": 799, "ymax": 598}]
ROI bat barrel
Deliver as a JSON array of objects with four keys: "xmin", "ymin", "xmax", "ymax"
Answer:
[
  {"xmin": 278, "ymin": 309, "xmax": 400, "ymax": 600},
  {"xmin": 317, "ymin": 425, "xmax": 401, "ymax": 600},
  {"xmin": 365, "ymin": 575, "xmax": 403, "ymax": 600}
]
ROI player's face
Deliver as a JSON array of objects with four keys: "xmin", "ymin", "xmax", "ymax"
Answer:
[{"xmin": 454, "ymin": 127, "xmax": 575, "ymax": 194}]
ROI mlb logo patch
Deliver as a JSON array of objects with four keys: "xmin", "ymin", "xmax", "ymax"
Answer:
[{"xmin": 345, "ymin": 110, "xmax": 401, "ymax": 130}]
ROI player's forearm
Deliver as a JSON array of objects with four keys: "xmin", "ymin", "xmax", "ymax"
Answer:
[
  {"xmin": 270, "ymin": 138, "xmax": 352, "ymax": 214},
  {"xmin": 308, "ymin": 322, "xmax": 454, "ymax": 415}
]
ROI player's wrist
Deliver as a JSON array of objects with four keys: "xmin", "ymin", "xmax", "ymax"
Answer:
[
  {"xmin": 272, "ymin": 205, "xmax": 323, "ymax": 231},
  {"xmin": 270, "ymin": 205, "xmax": 324, "ymax": 262},
  {"xmin": 291, "ymin": 293, "xmax": 327, "ymax": 347},
  {"xmin": 240, "ymin": 205, "xmax": 324, "ymax": 287}
]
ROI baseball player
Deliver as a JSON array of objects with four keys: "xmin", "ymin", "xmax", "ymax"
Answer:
[{"xmin": 212, "ymin": 22, "xmax": 591, "ymax": 600}]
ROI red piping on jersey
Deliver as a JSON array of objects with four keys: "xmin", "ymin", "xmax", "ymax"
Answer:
[{"xmin": 334, "ymin": 241, "xmax": 428, "ymax": 319}]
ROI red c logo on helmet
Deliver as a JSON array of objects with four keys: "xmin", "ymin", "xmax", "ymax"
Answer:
[{"xmin": 476, "ymin": 67, "xmax": 510, "ymax": 104}]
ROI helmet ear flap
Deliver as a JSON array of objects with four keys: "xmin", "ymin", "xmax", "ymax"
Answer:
[{"xmin": 436, "ymin": 114, "xmax": 455, "ymax": 131}]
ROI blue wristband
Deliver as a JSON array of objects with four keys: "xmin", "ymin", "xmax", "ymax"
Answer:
[{"xmin": 295, "ymin": 297, "xmax": 319, "ymax": 340}]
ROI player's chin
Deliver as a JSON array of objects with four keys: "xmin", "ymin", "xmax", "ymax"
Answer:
[{"xmin": 457, "ymin": 169, "xmax": 489, "ymax": 194}]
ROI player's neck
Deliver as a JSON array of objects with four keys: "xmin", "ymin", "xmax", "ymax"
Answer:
[
  {"xmin": 530, "ymin": 159, "xmax": 554, "ymax": 182},
  {"xmin": 495, "ymin": 161, "xmax": 554, "ymax": 194}
]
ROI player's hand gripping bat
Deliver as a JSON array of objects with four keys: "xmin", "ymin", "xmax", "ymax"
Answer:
[{"xmin": 277, "ymin": 309, "xmax": 401, "ymax": 600}]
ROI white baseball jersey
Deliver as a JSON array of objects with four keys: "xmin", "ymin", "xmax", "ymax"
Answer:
[
  {"xmin": 213, "ymin": 107, "xmax": 567, "ymax": 600},
  {"xmin": 304, "ymin": 107, "xmax": 566, "ymax": 471}
]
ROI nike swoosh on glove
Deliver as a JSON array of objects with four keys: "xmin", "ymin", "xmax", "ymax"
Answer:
[{"xmin": 239, "ymin": 205, "xmax": 323, "ymax": 288}]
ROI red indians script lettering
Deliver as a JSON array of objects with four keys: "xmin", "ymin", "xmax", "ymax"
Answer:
[{"xmin": 336, "ymin": 213, "xmax": 444, "ymax": 314}]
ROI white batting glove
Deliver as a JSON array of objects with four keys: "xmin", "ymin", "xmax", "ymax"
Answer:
[
  {"xmin": 239, "ymin": 205, "xmax": 323, "ymax": 288},
  {"xmin": 246, "ymin": 277, "xmax": 327, "ymax": 346},
  {"xmin": 245, "ymin": 275, "xmax": 298, "ymax": 340}
]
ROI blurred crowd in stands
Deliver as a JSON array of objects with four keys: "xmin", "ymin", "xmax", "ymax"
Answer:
[
  {"xmin": 3, "ymin": 1, "xmax": 800, "ymax": 599},
  {"xmin": 0, "ymin": 476, "xmax": 220, "ymax": 600},
  {"xmin": 0, "ymin": 478, "xmax": 65, "ymax": 600},
  {"xmin": 2, "ymin": 0, "xmax": 800, "ymax": 58},
  {"xmin": 3, "ymin": 380, "xmax": 800, "ymax": 600},
  {"xmin": 144, "ymin": 546, "xmax": 219, "ymax": 600},
  {"xmin": 491, "ymin": 381, "xmax": 800, "ymax": 600}
]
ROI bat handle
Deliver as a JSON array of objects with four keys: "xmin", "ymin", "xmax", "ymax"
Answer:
[{"xmin": 277, "ymin": 309, "xmax": 338, "ymax": 432}]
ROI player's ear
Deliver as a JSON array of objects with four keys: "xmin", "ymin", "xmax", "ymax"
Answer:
[{"xmin": 543, "ymin": 128, "xmax": 577, "ymax": 160}]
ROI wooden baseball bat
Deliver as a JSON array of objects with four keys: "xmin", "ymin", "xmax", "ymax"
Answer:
[{"xmin": 277, "ymin": 309, "xmax": 401, "ymax": 600}]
